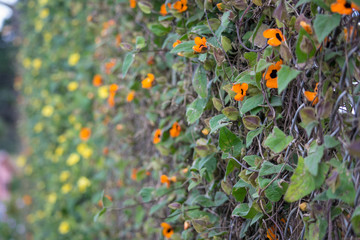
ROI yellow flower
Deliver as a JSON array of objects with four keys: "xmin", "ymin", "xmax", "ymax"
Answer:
[
  {"xmin": 58, "ymin": 134, "xmax": 66, "ymax": 143},
  {"xmin": 34, "ymin": 122, "xmax": 44, "ymax": 133},
  {"xmin": 16, "ymin": 156, "xmax": 26, "ymax": 167},
  {"xmin": 36, "ymin": 210, "xmax": 46, "ymax": 220},
  {"xmin": 67, "ymin": 81, "xmax": 78, "ymax": 91},
  {"xmin": 42, "ymin": 105, "xmax": 54, "ymax": 117},
  {"xmin": 44, "ymin": 32, "xmax": 52, "ymax": 42},
  {"xmin": 68, "ymin": 115, "xmax": 76, "ymax": 124},
  {"xmin": 40, "ymin": 8, "xmax": 49, "ymax": 18},
  {"xmin": 23, "ymin": 58, "xmax": 32, "ymax": 68},
  {"xmin": 39, "ymin": 0, "xmax": 48, "ymax": 6},
  {"xmin": 59, "ymin": 171, "xmax": 70, "ymax": 182},
  {"xmin": 98, "ymin": 85, "xmax": 109, "ymax": 99},
  {"xmin": 33, "ymin": 58, "xmax": 42, "ymax": 70},
  {"xmin": 58, "ymin": 221, "xmax": 70, "ymax": 234},
  {"xmin": 68, "ymin": 53, "xmax": 80, "ymax": 66},
  {"xmin": 61, "ymin": 183, "xmax": 72, "ymax": 194},
  {"xmin": 34, "ymin": 20, "xmax": 43, "ymax": 32},
  {"xmin": 55, "ymin": 147, "xmax": 64, "ymax": 156},
  {"xmin": 77, "ymin": 143, "xmax": 93, "ymax": 159},
  {"xmin": 47, "ymin": 193, "xmax": 57, "ymax": 204},
  {"xmin": 66, "ymin": 153, "xmax": 80, "ymax": 166},
  {"xmin": 77, "ymin": 177, "xmax": 91, "ymax": 193}
]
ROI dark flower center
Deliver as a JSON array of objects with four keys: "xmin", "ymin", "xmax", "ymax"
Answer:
[
  {"xmin": 275, "ymin": 33, "xmax": 282, "ymax": 42},
  {"xmin": 344, "ymin": 2, "xmax": 351, "ymax": 8},
  {"xmin": 270, "ymin": 70, "xmax": 278, "ymax": 78},
  {"xmin": 167, "ymin": 228, "xmax": 172, "ymax": 233},
  {"xmin": 240, "ymin": 89, "xmax": 244, "ymax": 95}
]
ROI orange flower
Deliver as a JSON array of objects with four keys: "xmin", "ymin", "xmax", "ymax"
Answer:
[
  {"xmin": 126, "ymin": 90, "xmax": 135, "ymax": 102},
  {"xmin": 170, "ymin": 121, "xmax": 181, "ymax": 138},
  {"xmin": 172, "ymin": 0, "xmax": 188, "ymax": 13},
  {"xmin": 92, "ymin": 74, "xmax": 102, "ymax": 87},
  {"xmin": 217, "ymin": 3, "xmax": 224, "ymax": 11},
  {"xmin": 131, "ymin": 168, "xmax": 138, "ymax": 181},
  {"xmin": 109, "ymin": 83, "xmax": 118, "ymax": 92},
  {"xmin": 153, "ymin": 129, "xmax": 162, "ymax": 144},
  {"xmin": 161, "ymin": 222, "xmax": 174, "ymax": 239},
  {"xmin": 141, "ymin": 73, "xmax": 155, "ymax": 89},
  {"xmin": 232, "ymin": 83, "xmax": 248, "ymax": 101},
  {"xmin": 23, "ymin": 195, "xmax": 32, "ymax": 205},
  {"xmin": 103, "ymin": 147, "xmax": 109, "ymax": 155},
  {"xmin": 108, "ymin": 84, "xmax": 118, "ymax": 107},
  {"xmin": 267, "ymin": 225, "xmax": 278, "ymax": 240},
  {"xmin": 105, "ymin": 59, "xmax": 116, "ymax": 74},
  {"xmin": 193, "ymin": 37, "xmax": 207, "ymax": 53},
  {"xmin": 331, "ymin": 0, "xmax": 359, "ymax": 15},
  {"xmin": 263, "ymin": 60, "xmax": 283, "ymax": 88},
  {"xmin": 79, "ymin": 127, "xmax": 91, "ymax": 141},
  {"xmin": 184, "ymin": 221, "xmax": 191, "ymax": 230},
  {"xmin": 116, "ymin": 34, "xmax": 122, "ymax": 47},
  {"xmin": 263, "ymin": 29, "xmax": 285, "ymax": 47},
  {"xmin": 202, "ymin": 128, "xmax": 209, "ymax": 135},
  {"xmin": 173, "ymin": 40, "xmax": 182, "ymax": 48},
  {"xmin": 344, "ymin": 26, "xmax": 357, "ymax": 42},
  {"xmin": 147, "ymin": 56, "xmax": 155, "ymax": 65},
  {"xmin": 129, "ymin": 0, "xmax": 136, "ymax": 8},
  {"xmin": 160, "ymin": 175, "xmax": 177, "ymax": 188},
  {"xmin": 160, "ymin": 3, "xmax": 171, "ymax": 16},
  {"xmin": 300, "ymin": 21, "xmax": 313, "ymax": 35},
  {"xmin": 98, "ymin": 194, "xmax": 113, "ymax": 208},
  {"xmin": 304, "ymin": 83, "xmax": 319, "ymax": 105}
]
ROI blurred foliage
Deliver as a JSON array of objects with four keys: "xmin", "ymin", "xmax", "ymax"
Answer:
[{"xmin": 2, "ymin": 0, "xmax": 360, "ymax": 239}]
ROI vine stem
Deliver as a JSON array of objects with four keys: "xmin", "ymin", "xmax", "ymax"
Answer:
[{"xmin": 235, "ymin": 3, "xmax": 268, "ymax": 53}]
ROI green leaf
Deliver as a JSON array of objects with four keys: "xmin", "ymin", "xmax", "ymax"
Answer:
[
  {"xmin": 215, "ymin": 11, "xmax": 230, "ymax": 38},
  {"xmin": 193, "ymin": 66, "xmax": 208, "ymax": 98},
  {"xmin": 221, "ymin": 36, "xmax": 232, "ymax": 52},
  {"xmin": 259, "ymin": 178, "xmax": 287, "ymax": 202},
  {"xmin": 186, "ymin": 98, "xmax": 207, "ymax": 124},
  {"xmin": 135, "ymin": 36, "xmax": 146, "ymax": 49},
  {"xmin": 138, "ymin": 1, "xmax": 152, "ymax": 14},
  {"xmin": 209, "ymin": 114, "xmax": 230, "ymax": 134},
  {"xmin": 326, "ymin": 161, "xmax": 356, "ymax": 205},
  {"xmin": 256, "ymin": 59, "xmax": 272, "ymax": 73},
  {"xmin": 232, "ymin": 186, "xmax": 247, "ymax": 202},
  {"xmin": 214, "ymin": 192, "xmax": 229, "ymax": 206},
  {"xmin": 313, "ymin": 14, "xmax": 341, "ymax": 43},
  {"xmin": 232, "ymin": 203, "xmax": 258, "ymax": 219},
  {"xmin": 244, "ymin": 52, "xmax": 257, "ymax": 67},
  {"xmin": 264, "ymin": 127, "xmax": 293, "ymax": 153},
  {"xmin": 304, "ymin": 144, "xmax": 324, "ymax": 176},
  {"xmin": 259, "ymin": 161, "xmax": 287, "ymax": 176},
  {"xmin": 170, "ymin": 41, "xmax": 195, "ymax": 54},
  {"xmin": 353, "ymin": 0, "xmax": 360, "ymax": 7},
  {"xmin": 193, "ymin": 195, "xmax": 215, "ymax": 207},
  {"xmin": 93, "ymin": 207, "xmax": 107, "ymax": 222},
  {"xmin": 246, "ymin": 127, "xmax": 263, "ymax": 148},
  {"xmin": 284, "ymin": 156, "xmax": 316, "ymax": 202},
  {"xmin": 277, "ymin": 65, "xmax": 301, "ymax": 94},
  {"xmin": 219, "ymin": 127, "xmax": 244, "ymax": 156},
  {"xmin": 308, "ymin": 217, "xmax": 328, "ymax": 240},
  {"xmin": 351, "ymin": 206, "xmax": 360, "ymax": 236},
  {"xmin": 139, "ymin": 187, "xmax": 153, "ymax": 203},
  {"xmin": 235, "ymin": 71, "xmax": 257, "ymax": 86},
  {"xmin": 240, "ymin": 94, "xmax": 264, "ymax": 114},
  {"xmin": 149, "ymin": 23, "xmax": 171, "ymax": 36},
  {"xmin": 122, "ymin": 53, "xmax": 134, "ymax": 78},
  {"xmin": 296, "ymin": 28, "xmax": 316, "ymax": 63},
  {"xmin": 242, "ymin": 115, "xmax": 261, "ymax": 130}
]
